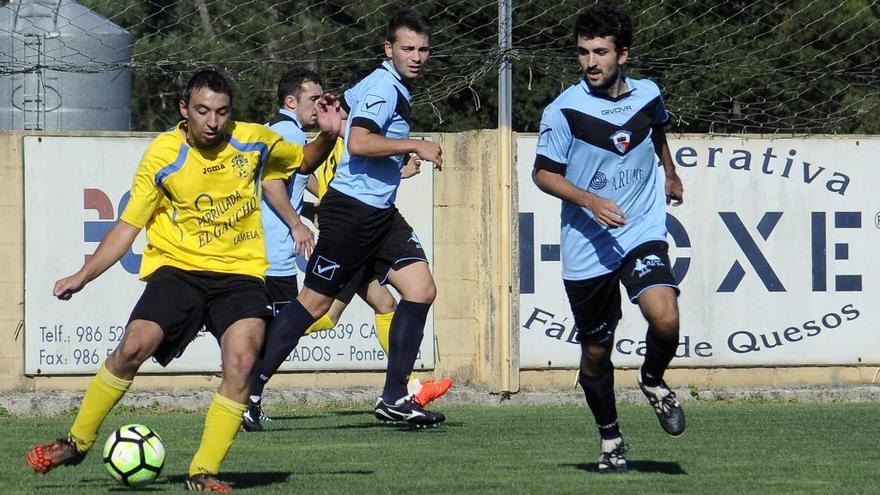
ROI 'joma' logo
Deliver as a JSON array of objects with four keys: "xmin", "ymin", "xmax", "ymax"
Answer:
[{"xmin": 203, "ymin": 164, "xmax": 226, "ymax": 174}]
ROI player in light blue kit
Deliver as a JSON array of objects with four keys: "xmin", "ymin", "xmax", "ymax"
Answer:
[
  {"xmin": 242, "ymin": 67, "xmax": 321, "ymax": 431},
  {"xmin": 532, "ymin": 5, "xmax": 685, "ymax": 473},
  {"xmin": 255, "ymin": 9, "xmax": 446, "ymax": 428}
]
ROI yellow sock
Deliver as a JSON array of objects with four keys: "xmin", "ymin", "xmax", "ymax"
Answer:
[
  {"xmin": 304, "ymin": 314, "xmax": 335, "ymax": 335},
  {"xmin": 69, "ymin": 362, "xmax": 132, "ymax": 453},
  {"xmin": 374, "ymin": 311, "xmax": 393, "ymax": 354},
  {"xmin": 189, "ymin": 393, "xmax": 247, "ymax": 477}
]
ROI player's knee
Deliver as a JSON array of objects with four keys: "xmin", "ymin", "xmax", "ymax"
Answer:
[
  {"xmin": 110, "ymin": 327, "xmax": 156, "ymax": 371},
  {"xmin": 406, "ymin": 280, "xmax": 436, "ymax": 304},
  {"xmin": 649, "ymin": 312, "xmax": 680, "ymax": 339},
  {"xmin": 371, "ymin": 295, "xmax": 397, "ymax": 314},
  {"xmin": 580, "ymin": 344, "xmax": 612, "ymax": 376},
  {"xmin": 221, "ymin": 351, "xmax": 256, "ymax": 382},
  {"xmin": 298, "ymin": 290, "xmax": 333, "ymax": 318}
]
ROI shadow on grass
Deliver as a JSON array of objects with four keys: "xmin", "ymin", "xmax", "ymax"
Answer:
[
  {"xmin": 166, "ymin": 471, "xmax": 291, "ymax": 489},
  {"xmin": 295, "ymin": 422, "xmax": 451, "ymax": 432},
  {"xmin": 330, "ymin": 410, "xmax": 372, "ymax": 417},
  {"xmin": 264, "ymin": 414, "xmax": 325, "ymax": 421},
  {"xmin": 562, "ymin": 461, "xmax": 686, "ymax": 475}
]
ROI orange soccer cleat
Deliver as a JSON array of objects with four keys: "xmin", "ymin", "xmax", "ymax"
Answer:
[
  {"xmin": 185, "ymin": 473, "xmax": 233, "ymax": 493},
  {"xmin": 412, "ymin": 377, "xmax": 453, "ymax": 407},
  {"xmin": 25, "ymin": 437, "xmax": 85, "ymax": 474}
]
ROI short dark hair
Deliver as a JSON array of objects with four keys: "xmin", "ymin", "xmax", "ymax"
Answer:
[
  {"xmin": 276, "ymin": 67, "xmax": 323, "ymax": 107},
  {"xmin": 573, "ymin": 5, "xmax": 633, "ymax": 51},
  {"xmin": 386, "ymin": 8, "xmax": 431, "ymax": 43},
  {"xmin": 182, "ymin": 69, "xmax": 233, "ymax": 105}
]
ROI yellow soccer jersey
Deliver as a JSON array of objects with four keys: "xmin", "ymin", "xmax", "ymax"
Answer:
[
  {"xmin": 313, "ymin": 137, "xmax": 344, "ymax": 200},
  {"xmin": 120, "ymin": 121, "xmax": 304, "ymax": 280}
]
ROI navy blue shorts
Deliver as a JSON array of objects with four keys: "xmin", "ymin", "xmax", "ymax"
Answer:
[
  {"xmin": 305, "ymin": 188, "xmax": 427, "ymax": 298},
  {"xmin": 564, "ymin": 241, "xmax": 678, "ymax": 345}
]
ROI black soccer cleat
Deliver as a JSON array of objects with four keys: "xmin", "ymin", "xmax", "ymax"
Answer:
[
  {"xmin": 374, "ymin": 396, "xmax": 445, "ymax": 428},
  {"xmin": 241, "ymin": 398, "xmax": 269, "ymax": 432},
  {"xmin": 598, "ymin": 441, "xmax": 628, "ymax": 473},
  {"xmin": 638, "ymin": 369, "xmax": 686, "ymax": 437}
]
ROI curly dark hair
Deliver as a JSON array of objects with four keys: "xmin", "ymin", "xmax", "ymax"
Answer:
[{"xmin": 573, "ymin": 5, "xmax": 633, "ymax": 51}]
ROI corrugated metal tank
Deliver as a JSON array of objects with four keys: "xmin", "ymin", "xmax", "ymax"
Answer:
[{"xmin": 0, "ymin": 0, "xmax": 131, "ymax": 131}]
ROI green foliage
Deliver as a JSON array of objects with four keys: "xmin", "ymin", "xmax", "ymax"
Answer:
[{"xmin": 74, "ymin": 0, "xmax": 880, "ymax": 133}]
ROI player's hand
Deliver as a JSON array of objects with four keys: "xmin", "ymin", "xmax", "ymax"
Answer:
[
  {"xmin": 665, "ymin": 172, "xmax": 684, "ymax": 206},
  {"xmin": 412, "ymin": 140, "xmax": 443, "ymax": 171},
  {"xmin": 401, "ymin": 154, "xmax": 422, "ymax": 178},
  {"xmin": 291, "ymin": 222, "xmax": 315, "ymax": 259},
  {"xmin": 315, "ymin": 93, "xmax": 342, "ymax": 137},
  {"xmin": 53, "ymin": 272, "xmax": 87, "ymax": 300},
  {"xmin": 584, "ymin": 195, "xmax": 626, "ymax": 228}
]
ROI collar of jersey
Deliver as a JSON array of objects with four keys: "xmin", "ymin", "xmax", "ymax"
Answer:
[
  {"xmin": 278, "ymin": 107, "xmax": 304, "ymax": 130},
  {"xmin": 379, "ymin": 60, "xmax": 413, "ymax": 92},
  {"xmin": 173, "ymin": 120, "xmax": 231, "ymax": 151},
  {"xmin": 579, "ymin": 75, "xmax": 635, "ymax": 102}
]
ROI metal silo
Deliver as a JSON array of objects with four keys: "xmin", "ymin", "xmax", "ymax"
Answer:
[{"xmin": 0, "ymin": 0, "xmax": 132, "ymax": 131}]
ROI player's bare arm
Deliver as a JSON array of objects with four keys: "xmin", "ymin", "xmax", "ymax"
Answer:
[
  {"xmin": 652, "ymin": 127, "xmax": 683, "ymax": 206},
  {"xmin": 348, "ymin": 126, "xmax": 443, "ymax": 169},
  {"xmin": 533, "ymin": 168, "xmax": 626, "ymax": 228},
  {"xmin": 261, "ymin": 178, "xmax": 315, "ymax": 258},
  {"xmin": 300, "ymin": 94, "xmax": 342, "ymax": 173},
  {"xmin": 54, "ymin": 220, "xmax": 141, "ymax": 300}
]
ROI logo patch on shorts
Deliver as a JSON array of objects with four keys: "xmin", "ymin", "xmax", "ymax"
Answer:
[
  {"xmin": 312, "ymin": 256, "xmax": 341, "ymax": 281},
  {"xmin": 408, "ymin": 232, "xmax": 422, "ymax": 249},
  {"xmin": 632, "ymin": 254, "xmax": 664, "ymax": 278}
]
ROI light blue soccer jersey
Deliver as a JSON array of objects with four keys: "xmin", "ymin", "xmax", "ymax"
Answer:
[
  {"xmin": 263, "ymin": 108, "xmax": 311, "ymax": 277},
  {"xmin": 330, "ymin": 60, "xmax": 412, "ymax": 209},
  {"xmin": 534, "ymin": 76, "xmax": 670, "ymax": 280}
]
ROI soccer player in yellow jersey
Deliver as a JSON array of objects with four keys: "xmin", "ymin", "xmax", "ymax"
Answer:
[{"xmin": 25, "ymin": 69, "xmax": 341, "ymax": 493}]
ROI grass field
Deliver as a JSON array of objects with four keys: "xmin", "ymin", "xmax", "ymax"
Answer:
[{"xmin": 1, "ymin": 401, "xmax": 878, "ymax": 494}]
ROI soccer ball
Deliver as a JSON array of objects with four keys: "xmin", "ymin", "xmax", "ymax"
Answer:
[{"xmin": 102, "ymin": 424, "xmax": 166, "ymax": 486}]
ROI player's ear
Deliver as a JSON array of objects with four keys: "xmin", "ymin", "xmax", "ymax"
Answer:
[
  {"xmin": 285, "ymin": 94, "xmax": 297, "ymax": 110},
  {"xmin": 616, "ymin": 45, "xmax": 629, "ymax": 66},
  {"xmin": 384, "ymin": 40, "xmax": 393, "ymax": 59},
  {"xmin": 178, "ymin": 99, "xmax": 188, "ymax": 119}
]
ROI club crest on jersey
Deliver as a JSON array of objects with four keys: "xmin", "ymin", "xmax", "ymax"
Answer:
[
  {"xmin": 610, "ymin": 130, "xmax": 632, "ymax": 154},
  {"xmin": 231, "ymin": 154, "xmax": 250, "ymax": 179}
]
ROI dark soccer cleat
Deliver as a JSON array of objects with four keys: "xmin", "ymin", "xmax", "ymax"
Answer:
[
  {"xmin": 26, "ymin": 437, "xmax": 86, "ymax": 474},
  {"xmin": 185, "ymin": 473, "xmax": 233, "ymax": 493},
  {"xmin": 374, "ymin": 396, "xmax": 445, "ymax": 428},
  {"xmin": 598, "ymin": 441, "xmax": 628, "ymax": 473},
  {"xmin": 638, "ymin": 369, "xmax": 686, "ymax": 437},
  {"xmin": 241, "ymin": 398, "xmax": 269, "ymax": 432}
]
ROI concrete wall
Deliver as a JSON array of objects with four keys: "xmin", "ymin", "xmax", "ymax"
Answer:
[{"xmin": 1, "ymin": 130, "xmax": 877, "ymax": 393}]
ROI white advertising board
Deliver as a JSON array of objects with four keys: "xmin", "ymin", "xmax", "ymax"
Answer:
[
  {"xmin": 518, "ymin": 136, "xmax": 880, "ymax": 368},
  {"xmin": 24, "ymin": 135, "xmax": 434, "ymax": 375}
]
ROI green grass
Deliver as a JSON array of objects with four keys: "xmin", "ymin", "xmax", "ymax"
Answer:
[{"xmin": 1, "ymin": 401, "xmax": 878, "ymax": 494}]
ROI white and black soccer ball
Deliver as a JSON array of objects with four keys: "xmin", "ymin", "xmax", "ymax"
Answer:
[{"xmin": 102, "ymin": 424, "xmax": 166, "ymax": 486}]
